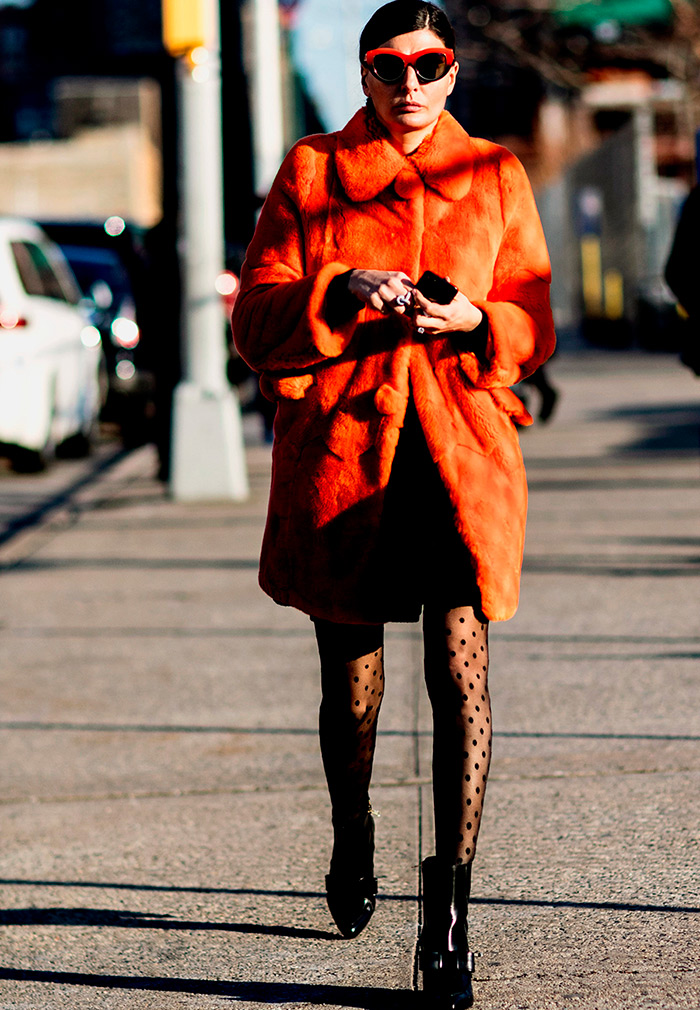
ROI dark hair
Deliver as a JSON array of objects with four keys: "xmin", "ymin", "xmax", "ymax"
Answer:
[{"xmin": 359, "ymin": 1, "xmax": 455, "ymax": 61}]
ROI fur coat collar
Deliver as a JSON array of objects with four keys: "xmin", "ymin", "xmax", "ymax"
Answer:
[{"xmin": 335, "ymin": 108, "xmax": 475, "ymax": 203}]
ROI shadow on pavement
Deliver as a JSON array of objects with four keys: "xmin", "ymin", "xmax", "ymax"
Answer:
[
  {"xmin": 0, "ymin": 447, "xmax": 128, "ymax": 548},
  {"xmin": 2, "ymin": 557, "xmax": 260, "ymax": 571},
  {"xmin": 0, "ymin": 907, "xmax": 338, "ymax": 940},
  {"xmin": 0, "ymin": 969, "xmax": 419, "ymax": 1007},
  {"xmin": 599, "ymin": 401, "xmax": 700, "ymax": 455},
  {"xmin": 523, "ymin": 556, "xmax": 700, "ymax": 577},
  {"xmin": 1, "ymin": 890, "xmax": 698, "ymax": 916},
  {"xmin": 11, "ymin": 554, "xmax": 700, "ymax": 575}
]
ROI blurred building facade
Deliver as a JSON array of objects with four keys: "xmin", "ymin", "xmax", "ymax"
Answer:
[
  {"xmin": 441, "ymin": 0, "xmax": 697, "ymax": 347},
  {"xmin": 0, "ymin": 0, "xmax": 257, "ymax": 249},
  {"xmin": 1, "ymin": 0, "xmax": 698, "ymax": 345},
  {"xmin": 0, "ymin": 78, "xmax": 163, "ymax": 226}
]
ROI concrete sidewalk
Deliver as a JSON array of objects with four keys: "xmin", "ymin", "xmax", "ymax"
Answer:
[{"xmin": 1, "ymin": 350, "xmax": 699, "ymax": 1010}]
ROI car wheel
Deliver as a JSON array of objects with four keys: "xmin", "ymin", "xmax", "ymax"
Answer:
[
  {"xmin": 56, "ymin": 411, "xmax": 99, "ymax": 459},
  {"xmin": 55, "ymin": 430, "xmax": 93, "ymax": 459},
  {"xmin": 9, "ymin": 445, "xmax": 49, "ymax": 473}
]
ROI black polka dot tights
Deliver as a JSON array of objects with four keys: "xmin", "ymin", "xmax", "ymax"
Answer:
[
  {"xmin": 314, "ymin": 619, "xmax": 385, "ymax": 838},
  {"xmin": 313, "ymin": 606, "xmax": 491, "ymax": 867},
  {"xmin": 423, "ymin": 604, "xmax": 491, "ymax": 865}
]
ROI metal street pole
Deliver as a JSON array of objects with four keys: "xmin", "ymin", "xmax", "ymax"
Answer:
[
  {"xmin": 168, "ymin": 0, "xmax": 249, "ymax": 501},
  {"xmin": 246, "ymin": 0, "xmax": 285, "ymax": 196}
]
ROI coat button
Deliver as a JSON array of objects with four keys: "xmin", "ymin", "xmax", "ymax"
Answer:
[
  {"xmin": 394, "ymin": 168, "xmax": 423, "ymax": 200},
  {"xmin": 374, "ymin": 383, "xmax": 407, "ymax": 415}
]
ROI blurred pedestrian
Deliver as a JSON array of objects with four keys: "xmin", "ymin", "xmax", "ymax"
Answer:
[
  {"xmin": 143, "ymin": 218, "xmax": 182, "ymax": 480},
  {"xmin": 665, "ymin": 185, "xmax": 700, "ymax": 377},
  {"xmin": 518, "ymin": 363, "xmax": 559, "ymax": 422},
  {"xmin": 232, "ymin": 2, "xmax": 555, "ymax": 1005}
]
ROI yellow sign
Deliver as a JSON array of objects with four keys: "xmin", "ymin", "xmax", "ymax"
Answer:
[
  {"xmin": 162, "ymin": 0, "xmax": 206, "ymax": 56},
  {"xmin": 604, "ymin": 269, "xmax": 624, "ymax": 320},
  {"xmin": 581, "ymin": 235, "xmax": 603, "ymax": 316}
]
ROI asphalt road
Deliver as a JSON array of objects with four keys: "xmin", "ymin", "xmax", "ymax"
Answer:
[
  {"xmin": 0, "ymin": 432, "xmax": 128, "ymax": 550},
  {"xmin": 1, "ymin": 349, "xmax": 699, "ymax": 1010}
]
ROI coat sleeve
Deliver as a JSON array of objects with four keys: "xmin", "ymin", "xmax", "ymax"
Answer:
[
  {"xmin": 231, "ymin": 142, "xmax": 360, "ymax": 373},
  {"xmin": 458, "ymin": 149, "xmax": 556, "ymax": 388}
]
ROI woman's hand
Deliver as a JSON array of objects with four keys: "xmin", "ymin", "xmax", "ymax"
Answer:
[
  {"xmin": 347, "ymin": 269, "xmax": 414, "ymax": 315},
  {"xmin": 412, "ymin": 287, "xmax": 483, "ymax": 334}
]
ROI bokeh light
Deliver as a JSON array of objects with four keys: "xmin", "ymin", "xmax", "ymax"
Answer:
[
  {"xmin": 111, "ymin": 317, "xmax": 140, "ymax": 348},
  {"xmin": 116, "ymin": 359, "xmax": 137, "ymax": 380},
  {"xmin": 104, "ymin": 216, "xmax": 126, "ymax": 237},
  {"xmin": 80, "ymin": 325, "xmax": 102, "ymax": 348},
  {"xmin": 215, "ymin": 271, "xmax": 239, "ymax": 296}
]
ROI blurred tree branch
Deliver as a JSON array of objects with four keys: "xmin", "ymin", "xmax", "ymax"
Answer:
[
  {"xmin": 480, "ymin": 15, "xmax": 586, "ymax": 89},
  {"xmin": 667, "ymin": 0, "xmax": 700, "ymax": 82},
  {"xmin": 450, "ymin": 0, "xmax": 696, "ymax": 93}
]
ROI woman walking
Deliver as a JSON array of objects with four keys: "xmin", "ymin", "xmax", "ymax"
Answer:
[{"xmin": 232, "ymin": 3, "xmax": 556, "ymax": 1005}]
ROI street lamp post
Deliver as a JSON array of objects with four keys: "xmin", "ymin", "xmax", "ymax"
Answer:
[
  {"xmin": 245, "ymin": 0, "xmax": 286, "ymax": 197},
  {"xmin": 163, "ymin": 0, "xmax": 249, "ymax": 501}
]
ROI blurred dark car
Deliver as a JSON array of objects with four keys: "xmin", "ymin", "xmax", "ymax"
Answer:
[{"xmin": 37, "ymin": 218, "xmax": 156, "ymax": 444}]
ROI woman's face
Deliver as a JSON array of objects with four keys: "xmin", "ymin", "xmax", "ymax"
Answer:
[{"xmin": 361, "ymin": 28, "xmax": 458, "ymax": 153}]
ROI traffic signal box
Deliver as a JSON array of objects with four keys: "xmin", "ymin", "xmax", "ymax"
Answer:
[{"xmin": 162, "ymin": 0, "xmax": 206, "ymax": 56}]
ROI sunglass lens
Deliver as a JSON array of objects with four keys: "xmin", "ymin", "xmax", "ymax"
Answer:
[
  {"xmin": 372, "ymin": 53, "xmax": 405, "ymax": 82},
  {"xmin": 415, "ymin": 53, "xmax": 448, "ymax": 81}
]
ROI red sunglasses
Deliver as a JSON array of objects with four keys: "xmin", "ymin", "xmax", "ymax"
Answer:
[{"xmin": 363, "ymin": 47, "xmax": 455, "ymax": 85}]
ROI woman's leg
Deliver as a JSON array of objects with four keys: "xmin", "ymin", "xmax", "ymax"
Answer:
[
  {"xmin": 313, "ymin": 618, "xmax": 385, "ymax": 828},
  {"xmin": 423, "ymin": 604, "xmax": 492, "ymax": 865},
  {"xmin": 313, "ymin": 618, "xmax": 386, "ymax": 937},
  {"xmin": 420, "ymin": 604, "xmax": 491, "ymax": 1005}
]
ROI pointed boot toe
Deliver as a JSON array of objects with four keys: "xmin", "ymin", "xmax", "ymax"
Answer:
[
  {"xmin": 326, "ymin": 807, "xmax": 377, "ymax": 938},
  {"xmin": 325, "ymin": 872, "xmax": 378, "ymax": 938}
]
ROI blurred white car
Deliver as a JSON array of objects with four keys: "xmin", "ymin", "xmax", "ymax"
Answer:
[{"xmin": 0, "ymin": 218, "xmax": 104, "ymax": 470}]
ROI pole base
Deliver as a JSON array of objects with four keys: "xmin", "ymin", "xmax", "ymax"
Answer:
[{"xmin": 170, "ymin": 382, "xmax": 249, "ymax": 502}]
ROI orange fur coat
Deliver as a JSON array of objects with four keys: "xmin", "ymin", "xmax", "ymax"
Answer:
[{"xmin": 232, "ymin": 108, "xmax": 556, "ymax": 624}]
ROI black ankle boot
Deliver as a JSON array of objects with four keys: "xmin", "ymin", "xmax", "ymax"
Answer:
[
  {"xmin": 325, "ymin": 808, "xmax": 377, "ymax": 938},
  {"xmin": 419, "ymin": 856, "xmax": 474, "ymax": 1009}
]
